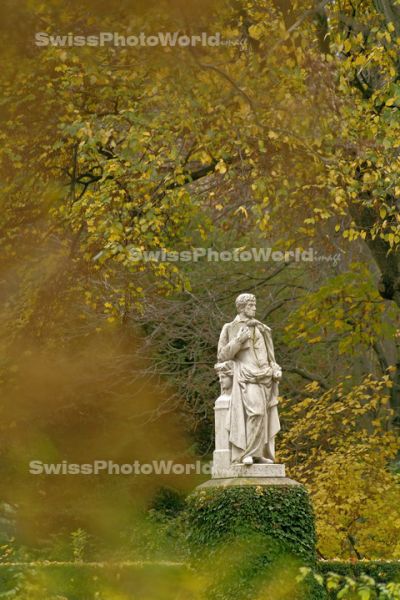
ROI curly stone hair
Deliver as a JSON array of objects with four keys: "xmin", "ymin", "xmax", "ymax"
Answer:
[{"xmin": 235, "ymin": 293, "xmax": 256, "ymax": 312}]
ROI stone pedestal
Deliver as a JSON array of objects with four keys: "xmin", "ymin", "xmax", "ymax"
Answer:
[
  {"xmin": 197, "ymin": 475, "xmax": 300, "ymax": 490},
  {"xmin": 212, "ymin": 462, "xmax": 286, "ymax": 479},
  {"xmin": 212, "ymin": 396, "xmax": 231, "ymax": 472}
]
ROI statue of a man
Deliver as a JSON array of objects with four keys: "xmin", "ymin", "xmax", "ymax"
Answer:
[{"xmin": 217, "ymin": 293, "xmax": 282, "ymax": 465}]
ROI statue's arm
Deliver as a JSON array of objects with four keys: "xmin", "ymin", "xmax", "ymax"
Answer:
[
  {"xmin": 217, "ymin": 324, "xmax": 242, "ymax": 362},
  {"xmin": 263, "ymin": 329, "xmax": 282, "ymax": 380},
  {"xmin": 263, "ymin": 328, "xmax": 280, "ymax": 368}
]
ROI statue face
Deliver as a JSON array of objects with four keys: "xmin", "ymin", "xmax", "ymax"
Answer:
[
  {"xmin": 219, "ymin": 373, "xmax": 233, "ymax": 393},
  {"xmin": 243, "ymin": 300, "xmax": 256, "ymax": 318}
]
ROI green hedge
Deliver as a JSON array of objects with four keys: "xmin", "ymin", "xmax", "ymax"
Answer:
[
  {"xmin": 319, "ymin": 560, "xmax": 400, "ymax": 582},
  {"xmin": 0, "ymin": 563, "xmax": 190, "ymax": 599},
  {"xmin": 316, "ymin": 561, "xmax": 400, "ymax": 599},
  {"xmin": 1, "ymin": 561, "xmax": 399, "ymax": 600},
  {"xmin": 186, "ymin": 485, "xmax": 316, "ymax": 560},
  {"xmin": 185, "ymin": 483, "xmax": 324, "ymax": 600}
]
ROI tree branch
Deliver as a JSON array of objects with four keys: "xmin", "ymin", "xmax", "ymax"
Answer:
[{"xmin": 284, "ymin": 365, "xmax": 329, "ymax": 389}]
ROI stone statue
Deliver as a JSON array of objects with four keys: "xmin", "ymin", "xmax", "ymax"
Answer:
[{"xmin": 214, "ymin": 293, "xmax": 282, "ymax": 472}]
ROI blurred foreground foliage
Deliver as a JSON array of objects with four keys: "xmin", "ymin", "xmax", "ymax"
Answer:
[{"xmin": 0, "ymin": 557, "xmax": 399, "ymax": 599}]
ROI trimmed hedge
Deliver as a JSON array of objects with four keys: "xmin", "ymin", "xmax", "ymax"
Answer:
[
  {"xmin": 0, "ymin": 563, "xmax": 190, "ymax": 599},
  {"xmin": 319, "ymin": 560, "xmax": 400, "ymax": 582},
  {"xmin": 185, "ymin": 483, "xmax": 324, "ymax": 600}
]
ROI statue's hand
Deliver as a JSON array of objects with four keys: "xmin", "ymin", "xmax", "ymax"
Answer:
[
  {"xmin": 237, "ymin": 326, "xmax": 252, "ymax": 344},
  {"xmin": 272, "ymin": 364, "xmax": 282, "ymax": 381}
]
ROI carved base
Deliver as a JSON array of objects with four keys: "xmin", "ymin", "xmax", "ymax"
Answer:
[
  {"xmin": 197, "ymin": 475, "xmax": 299, "ymax": 490},
  {"xmin": 212, "ymin": 462, "xmax": 285, "ymax": 479}
]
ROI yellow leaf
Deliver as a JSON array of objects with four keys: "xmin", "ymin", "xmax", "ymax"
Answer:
[
  {"xmin": 215, "ymin": 161, "xmax": 227, "ymax": 174},
  {"xmin": 248, "ymin": 24, "xmax": 264, "ymax": 40},
  {"xmin": 343, "ymin": 39, "xmax": 352, "ymax": 52},
  {"xmin": 234, "ymin": 206, "xmax": 248, "ymax": 218}
]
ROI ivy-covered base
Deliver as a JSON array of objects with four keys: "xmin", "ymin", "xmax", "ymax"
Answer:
[{"xmin": 185, "ymin": 480, "xmax": 325, "ymax": 600}]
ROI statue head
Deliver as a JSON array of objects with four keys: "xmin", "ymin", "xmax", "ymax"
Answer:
[
  {"xmin": 235, "ymin": 293, "xmax": 256, "ymax": 318},
  {"xmin": 214, "ymin": 361, "xmax": 234, "ymax": 393}
]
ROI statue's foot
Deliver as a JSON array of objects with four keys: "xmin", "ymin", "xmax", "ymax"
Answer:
[
  {"xmin": 242, "ymin": 455, "xmax": 253, "ymax": 465},
  {"xmin": 254, "ymin": 456, "xmax": 274, "ymax": 464}
]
